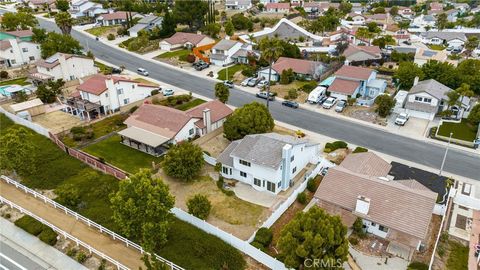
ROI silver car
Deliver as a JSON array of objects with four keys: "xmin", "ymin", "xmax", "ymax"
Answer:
[
  {"xmin": 335, "ymin": 100, "xmax": 347, "ymax": 112},
  {"xmin": 322, "ymin": 97, "xmax": 337, "ymax": 109}
]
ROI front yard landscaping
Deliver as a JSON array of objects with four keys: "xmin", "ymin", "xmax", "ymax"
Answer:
[
  {"xmin": 0, "ymin": 77, "xmax": 29, "ymax": 86},
  {"xmin": 83, "ymin": 135, "xmax": 163, "ymax": 174},
  {"xmin": 85, "ymin": 25, "xmax": 119, "ymax": 37},
  {"xmin": 152, "ymin": 94, "xmax": 206, "ymax": 111},
  {"xmin": 437, "ymin": 119, "xmax": 478, "ymax": 142},
  {"xmin": 0, "ymin": 114, "xmax": 247, "ymax": 269},
  {"xmin": 119, "ymin": 37, "xmax": 159, "ymax": 54},
  {"xmin": 156, "ymin": 49, "xmax": 191, "ymax": 61},
  {"xmin": 217, "ymin": 64, "xmax": 247, "ymax": 81},
  {"xmin": 428, "ymin": 44, "xmax": 446, "ymax": 51},
  {"xmin": 270, "ymin": 80, "xmax": 317, "ymax": 103}
]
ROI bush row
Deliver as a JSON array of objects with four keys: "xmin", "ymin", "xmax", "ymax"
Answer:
[
  {"xmin": 14, "ymin": 215, "xmax": 58, "ymax": 246},
  {"xmin": 324, "ymin": 141, "xmax": 348, "ymax": 153}
]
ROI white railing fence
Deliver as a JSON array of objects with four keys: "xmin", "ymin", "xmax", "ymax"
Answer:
[
  {"xmin": 202, "ymin": 153, "xmax": 217, "ymax": 166},
  {"xmin": 172, "ymin": 208, "xmax": 287, "ymax": 270},
  {"xmin": 0, "ymin": 108, "xmax": 50, "ymax": 137},
  {"xmin": 0, "ymin": 175, "xmax": 184, "ymax": 270},
  {"xmin": 0, "ymin": 196, "xmax": 129, "ymax": 270}
]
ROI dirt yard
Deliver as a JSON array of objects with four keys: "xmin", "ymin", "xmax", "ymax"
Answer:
[
  {"xmin": 343, "ymin": 105, "xmax": 387, "ymax": 126},
  {"xmin": 33, "ymin": 111, "xmax": 83, "ymax": 134},
  {"xmin": 413, "ymin": 214, "xmax": 442, "ymax": 264},
  {"xmin": 194, "ymin": 128, "xmax": 230, "ymax": 158},
  {"xmin": 155, "ymin": 166, "xmax": 270, "ymax": 240},
  {"xmin": 270, "ymin": 81, "xmax": 310, "ymax": 103}
]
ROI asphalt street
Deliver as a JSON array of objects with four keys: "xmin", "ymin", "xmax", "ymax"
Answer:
[{"xmin": 38, "ymin": 19, "xmax": 480, "ymax": 180}]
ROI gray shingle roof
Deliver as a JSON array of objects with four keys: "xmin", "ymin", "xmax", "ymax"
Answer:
[
  {"xmin": 213, "ymin": 39, "xmax": 239, "ymax": 51},
  {"xmin": 409, "ymin": 79, "xmax": 452, "ymax": 100},
  {"xmin": 422, "ymin": 31, "xmax": 467, "ymax": 42},
  {"xmin": 217, "ymin": 141, "xmax": 240, "ymax": 167}
]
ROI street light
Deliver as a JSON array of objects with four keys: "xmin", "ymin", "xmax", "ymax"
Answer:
[{"xmin": 439, "ymin": 132, "xmax": 453, "ymax": 176}]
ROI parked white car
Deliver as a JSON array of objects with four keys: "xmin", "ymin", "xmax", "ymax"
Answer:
[
  {"xmin": 395, "ymin": 112, "xmax": 409, "ymax": 126},
  {"xmin": 257, "ymin": 80, "xmax": 269, "ymax": 89},
  {"xmin": 322, "ymin": 97, "xmax": 337, "ymax": 109},
  {"xmin": 241, "ymin": 77, "xmax": 253, "ymax": 86},
  {"xmin": 162, "ymin": 89, "xmax": 174, "ymax": 96}
]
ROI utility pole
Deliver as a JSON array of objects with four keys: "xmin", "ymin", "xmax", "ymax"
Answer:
[{"xmin": 439, "ymin": 132, "xmax": 453, "ymax": 176}]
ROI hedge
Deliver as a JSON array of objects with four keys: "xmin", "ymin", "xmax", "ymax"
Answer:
[
  {"xmin": 353, "ymin": 146, "xmax": 368, "ymax": 153},
  {"xmin": 15, "ymin": 215, "xmax": 58, "ymax": 245},
  {"xmin": 253, "ymin": 227, "xmax": 273, "ymax": 247},
  {"xmin": 324, "ymin": 140, "xmax": 348, "ymax": 153},
  {"xmin": 38, "ymin": 228, "xmax": 58, "ymax": 246}
]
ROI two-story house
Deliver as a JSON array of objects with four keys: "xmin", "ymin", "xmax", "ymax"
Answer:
[
  {"xmin": 96, "ymin": 11, "xmax": 140, "ymax": 26},
  {"xmin": 29, "ymin": 53, "xmax": 97, "ymax": 84},
  {"xmin": 347, "ymin": 13, "xmax": 366, "ymax": 25},
  {"xmin": 257, "ymin": 57, "xmax": 327, "ymax": 82},
  {"xmin": 128, "ymin": 15, "xmax": 163, "ymax": 37},
  {"xmin": 225, "ymin": 0, "xmax": 252, "ymax": 10},
  {"xmin": 327, "ymin": 65, "xmax": 387, "ymax": 106},
  {"xmin": 69, "ymin": 0, "xmax": 108, "ymax": 18},
  {"xmin": 0, "ymin": 30, "xmax": 34, "ymax": 42},
  {"xmin": 209, "ymin": 39, "xmax": 252, "ymax": 66},
  {"xmin": 0, "ymin": 39, "xmax": 41, "ymax": 67},
  {"xmin": 218, "ymin": 133, "xmax": 319, "ymax": 194}
]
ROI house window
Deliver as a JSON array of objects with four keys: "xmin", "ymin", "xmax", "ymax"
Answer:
[
  {"xmin": 266, "ymin": 181, "xmax": 276, "ymax": 192},
  {"xmin": 292, "ymin": 167, "xmax": 297, "ymax": 174},
  {"xmin": 415, "ymin": 96, "xmax": 423, "ymax": 102},
  {"xmin": 105, "ymin": 93, "xmax": 109, "ymax": 97},
  {"xmin": 222, "ymin": 166, "xmax": 230, "ymax": 175},
  {"xmin": 254, "ymin": 178, "xmax": 261, "ymax": 187},
  {"xmin": 378, "ymin": 225, "xmax": 388, "ymax": 232},
  {"xmin": 189, "ymin": 128, "xmax": 194, "ymax": 135},
  {"xmin": 371, "ymin": 222, "xmax": 376, "ymax": 226},
  {"xmin": 117, "ymin": 89, "xmax": 123, "ymax": 95},
  {"xmin": 462, "ymin": 183, "xmax": 471, "ymax": 195},
  {"xmin": 22, "ymin": 48, "xmax": 28, "ymax": 52},
  {"xmin": 10, "ymin": 60, "xmax": 16, "ymax": 64},
  {"xmin": 458, "ymin": 205, "xmax": 469, "ymax": 210},
  {"xmin": 423, "ymin": 98, "xmax": 432, "ymax": 103},
  {"xmin": 132, "ymin": 85, "xmax": 135, "ymax": 89},
  {"xmin": 240, "ymin": 171, "xmax": 247, "ymax": 178},
  {"xmin": 239, "ymin": 159, "xmax": 251, "ymax": 167},
  {"xmin": 290, "ymin": 155, "xmax": 295, "ymax": 162},
  {"xmin": 455, "ymin": 215, "xmax": 467, "ymax": 229},
  {"xmin": 29, "ymin": 56, "xmax": 35, "ymax": 61},
  {"xmin": 123, "ymin": 98, "xmax": 129, "ymax": 104},
  {"xmin": 277, "ymin": 181, "xmax": 281, "ymax": 188}
]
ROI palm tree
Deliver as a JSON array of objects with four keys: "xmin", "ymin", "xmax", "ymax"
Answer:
[
  {"xmin": 55, "ymin": 12, "xmax": 74, "ymax": 35},
  {"xmin": 258, "ymin": 37, "xmax": 284, "ymax": 109}
]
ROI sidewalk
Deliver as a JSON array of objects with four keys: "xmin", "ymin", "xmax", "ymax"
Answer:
[
  {"xmin": 0, "ymin": 217, "xmax": 87, "ymax": 270},
  {"xmin": 0, "ymin": 182, "xmax": 144, "ymax": 270}
]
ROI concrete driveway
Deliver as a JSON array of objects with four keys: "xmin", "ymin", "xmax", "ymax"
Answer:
[{"xmin": 387, "ymin": 113, "xmax": 430, "ymax": 139}]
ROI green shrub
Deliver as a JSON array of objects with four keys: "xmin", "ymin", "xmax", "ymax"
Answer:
[
  {"xmin": 217, "ymin": 176, "xmax": 224, "ymax": 189},
  {"xmin": 66, "ymin": 248, "xmax": 78, "ymax": 257},
  {"xmin": 287, "ymin": 89, "xmax": 298, "ymax": 100},
  {"xmin": 14, "ymin": 216, "xmax": 45, "ymax": 236},
  {"xmin": 214, "ymin": 162, "xmax": 221, "ymax": 172},
  {"xmin": 407, "ymin": 261, "xmax": 429, "ymax": 270},
  {"xmin": 297, "ymin": 192, "xmax": 307, "ymax": 204},
  {"xmin": 300, "ymin": 81, "xmax": 318, "ymax": 93},
  {"xmin": 348, "ymin": 236, "xmax": 359, "ymax": 245},
  {"xmin": 251, "ymin": 241, "xmax": 267, "ymax": 252},
  {"xmin": 76, "ymin": 251, "xmax": 88, "ymax": 263},
  {"xmin": 187, "ymin": 194, "xmax": 212, "ymax": 220},
  {"xmin": 151, "ymin": 89, "xmax": 159, "ymax": 96},
  {"xmin": 353, "ymin": 146, "xmax": 368, "ymax": 153},
  {"xmin": 38, "ymin": 228, "xmax": 58, "ymax": 246},
  {"xmin": 107, "ymin": 33, "xmax": 115, "ymax": 41},
  {"xmin": 307, "ymin": 178, "xmax": 317, "ymax": 192},
  {"xmin": 71, "ymin": 126, "xmax": 86, "ymax": 135},
  {"xmin": 253, "ymin": 227, "xmax": 273, "ymax": 247},
  {"xmin": 0, "ymin": 70, "xmax": 9, "ymax": 79},
  {"xmin": 129, "ymin": 105, "xmax": 139, "ymax": 114},
  {"xmin": 332, "ymin": 141, "xmax": 348, "ymax": 149},
  {"xmin": 221, "ymin": 189, "xmax": 235, "ymax": 196}
]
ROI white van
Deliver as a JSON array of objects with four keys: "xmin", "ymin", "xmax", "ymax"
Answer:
[
  {"xmin": 137, "ymin": 68, "xmax": 149, "ymax": 76},
  {"xmin": 307, "ymin": 86, "xmax": 327, "ymax": 104}
]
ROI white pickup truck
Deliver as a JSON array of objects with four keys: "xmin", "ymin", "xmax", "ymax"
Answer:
[{"xmin": 395, "ymin": 113, "xmax": 409, "ymax": 126}]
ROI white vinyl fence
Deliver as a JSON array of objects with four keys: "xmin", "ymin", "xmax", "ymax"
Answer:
[
  {"xmin": 0, "ymin": 175, "xmax": 184, "ymax": 270},
  {"xmin": 203, "ymin": 153, "xmax": 217, "ymax": 166},
  {"xmin": 172, "ymin": 208, "xmax": 287, "ymax": 270},
  {"xmin": 0, "ymin": 107, "xmax": 49, "ymax": 137},
  {"xmin": 0, "ymin": 196, "xmax": 130, "ymax": 270}
]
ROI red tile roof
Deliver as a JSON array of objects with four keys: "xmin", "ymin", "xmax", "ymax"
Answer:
[
  {"xmin": 335, "ymin": 65, "xmax": 373, "ymax": 81},
  {"xmin": 186, "ymin": 100, "xmax": 233, "ymax": 127},
  {"xmin": 0, "ymin": 40, "xmax": 12, "ymax": 50},
  {"xmin": 77, "ymin": 74, "xmax": 156, "ymax": 95},
  {"xmin": 272, "ymin": 57, "xmax": 321, "ymax": 75},
  {"xmin": 340, "ymin": 152, "xmax": 392, "ymax": 177},
  {"xmin": 343, "ymin": 45, "xmax": 382, "ymax": 58},
  {"xmin": 266, "ymin": 2, "xmax": 290, "ymax": 10},
  {"xmin": 100, "ymin": 11, "xmax": 133, "ymax": 21},
  {"xmin": 328, "ymin": 78, "xmax": 360, "ymax": 95},
  {"xmin": 5, "ymin": 29, "xmax": 33, "ymax": 38},
  {"xmin": 162, "ymin": 32, "xmax": 209, "ymax": 46}
]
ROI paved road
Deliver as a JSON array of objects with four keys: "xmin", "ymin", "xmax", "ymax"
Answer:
[
  {"xmin": 0, "ymin": 241, "xmax": 46, "ymax": 270},
  {"xmin": 38, "ymin": 19, "xmax": 480, "ymax": 180}
]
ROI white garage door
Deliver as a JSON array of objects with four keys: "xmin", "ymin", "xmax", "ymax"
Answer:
[{"xmin": 406, "ymin": 109, "xmax": 435, "ymax": 121}]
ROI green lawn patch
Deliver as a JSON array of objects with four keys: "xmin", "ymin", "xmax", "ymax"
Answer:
[
  {"xmin": 0, "ymin": 77, "xmax": 29, "ymax": 86},
  {"xmin": 428, "ymin": 44, "xmax": 446, "ymax": 51},
  {"xmin": 120, "ymin": 37, "xmax": 159, "ymax": 53},
  {"xmin": 85, "ymin": 26, "xmax": 117, "ymax": 37},
  {"xmin": 217, "ymin": 65, "xmax": 245, "ymax": 81},
  {"xmin": 158, "ymin": 218, "xmax": 246, "ymax": 270},
  {"xmin": 176, "ymin": 98, "xmax": 206, "ymax": 111},
  {"xmin": 83, "ymin": 135, "xmax": 162, "ymax": 174},
  {"xmin": 94, "ymin": 61, "xmax": 113, "ymax": 75},
  {"xmin": 446, "ymin": 240, "xmax": 469, "ymax": 270},
  {"xmin": 90, "ymin": 114, "xmax": 128, "ymax": 140},
  {"xmin": 437, "ymin": 119, "xmax": 478, "ymax": 142},
  {"xmin": 156, "ymin": 49, "xmax": 191, "ymax": 60}
]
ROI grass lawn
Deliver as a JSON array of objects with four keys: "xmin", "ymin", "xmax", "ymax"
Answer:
[
  {"xmin": 157, "ymin": 49, "xmax": 191, "ymax": 59},
  {"xmin": 83, "ymin": 135, "xmax": 162, "ymax": 174},
  {"xmin": 437, "ymin": 119, "xmax": 478, "ymax": 142},
  {"xmin": 0, "ymin": 77, "xmax": 29, "ymax": 86},
  {"xmin": 85, "ymin": 25, "xmax": 117, "ymax": 37},
  {"xmin": 0, "ymin": 114, "xmax": 246, "ymax": 268},
  {"xmin": 94, "ymin": 61, "xmax": 113, "ymax": 75},
  {"xmin": 428, "ymin": 44, "xmax": 446, "ymax": 51},
  {"xmin": 176, "ymin": 98, "xmax": 206, "ymax": 111},
  {"xmin": 217, "ymin": 64, "xmax": 245, "ymax": 81},
  {"xmin": 446, "ymin": 240, "xmax": 468, "ymax": 270},
  {"xmin": 90, "ymin": 114, "xmax": 128, "ymax": 140}
]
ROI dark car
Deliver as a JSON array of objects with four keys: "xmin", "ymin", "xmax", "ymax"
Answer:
[
  {"xmin": 111, "ymin": 67, "xmax": 122, "ymax": 74},
  {"xmin": 317, "ymin": 95, "xmax": 328, "ymax": 105},
  {"xmin": 193, "ymin": 61, "xmax": 209, "ymax": 71},
  {"xmin": 282, "ymin": 100, "xmax": 299, "ymax": 108},
  {"xmin": 256, "ymin": 91, "xmax": 275, "ymax": 101}
]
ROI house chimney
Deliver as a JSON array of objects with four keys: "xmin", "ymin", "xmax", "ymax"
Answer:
[
  {"xmin": 355, "ymin": 195, "xmax": 370, "ymax": 215},
  {"xmin": 203, "ymin": 108, "xmax": 212, "ymax": 133},
  {"xmin": 413, "ymin": 76, "xmax": 419, "ymax": 86}
]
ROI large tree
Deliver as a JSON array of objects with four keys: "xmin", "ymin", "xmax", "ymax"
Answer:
[
  {"xmin": 163, "ymin": 142, "xmax": 204, "ymax": 181},
  {"xmin": 40, "ymin": 32, "xmax": 83, "ymax": 58},
  {"xmin": 159, "ymin": 10, "xmax": 176, "ymax": 38},
  {"xmin": 436, "ymin": 13, "xmax": 448, "ymax": 30},
  {"xmin": 223, "ymin": 102, "xmax": 274, "ymax": 141},
  {"xmin": 457, "ymin": 59, "xmax": 480, "ymax": 95},
  {"xmin": 214, "ymin": 83, "xmax": 229, "ymax": 103},
  {"xmin": 421, "ymin": 60, "xmax": 459, "ymax": 89},
  {"xmin": 259, "ymin": 37, "xmax": 284, "ymax": 108},
  {"xmin": 173, "ymin": 0, "xmax": 208, "ymax": 30},
  {"xmin": 1, "ymin": 11, "xmax": 38, "ymax": 31},
  {"xmin": 464, "ymin": 36, "xmax": 479, "ymax": 57},
  {"xmin": 55, "ymin": 12, "xmax": 74, "ymax": 35},
  {"xmin": 36, "ymin": 79, "xmax": 65, "ymax": 103},
  {"xmin": 393, "ymin": 62, "xmax": 424, "ymax": 89},
  {"xmin": 0, "ymin": 127, "xmax": 36, "ymax": 176},
  {"xmin": 55, "ymin": 0, "xmax": 70, "ymax": 12},
  {"xmin": 375, "ymin": 94, "xmax": 396, "ymax": 117},
  {"xmin": 187, "ymin": 194, "xmax": 211, "ymax": 220},
  {"xmin": 277, "ymin": 206, "xmax": 349, "ymax": 268},
  {"xmin": 467, "ymin": 104, "xmax": 480, "ymax": 125},
  {"xmin": 110, "ymin": 169, "xmax": 174, "ymax": 251},
  {"xmin": 308, "ymin": 14, "xmax": 340, "ymax": 35}
]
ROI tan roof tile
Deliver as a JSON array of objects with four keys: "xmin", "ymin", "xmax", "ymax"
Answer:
[
  {"xmin": 335, "ymin": 65, "xmax": 373, "ymax": 81},
  {"xmin": 340, "ymin": 152, "xmax": 392, "ymax": 177}
]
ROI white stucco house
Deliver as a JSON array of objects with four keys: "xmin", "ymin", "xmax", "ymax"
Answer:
[
  {"xmin": 404, "ymin": 79, "xmax": 471, "ymax": 120},
  {"xmin": 218, "ymin": 133, "xmax": 320, "ymax": 194},
  {"xmin": 96, "ymin": 11, "xmax": 141, "ymax": 26},
  {"xmin": 412, "ymin": 15, "xmax": 436, "ymax": 29},
  {"xmin": 128, "ymin": 15, "xmax": 163, "ymax": 37},
  {"xmin": 117, "ymin": 101, "xmax": 232, "ymax": 156},
  {"xmin": 420, "ymin": 31, "xmax": 467, "ymax": 49},
  {"xmin": 264, "ymin": 2, "xmax": 290, "ymax": 13},
  {"xmin": 225, "ymin": 0, "xmax": 252, "ymax": 10},
  {"xmin": 0, "ymin": 39, "xmax": 41, "ymax": 68},
  {"xmin": 69, "ymin": 0, "xmax": 108, "ymax": 18},
  {"xmin": 327, "ymin": 65, "xmax": 387, "ymax": 106},
  {"xmin": 29, "ymin": 53, "xmax": 97, "ymax": 84},
  {"xmin": 159, "ymin": 32, "xmax": 215, "ymax": 51},
  {"xmin": 257, "ymin": 57, "xmax": 327, "ymax": 82},
  {"xmin": 346, "ymin": 12, "xmax": 366, "ymax": 25},
  {"xmin": 209, "ymin": 39, "xmax": 252, "ymax": 66}
]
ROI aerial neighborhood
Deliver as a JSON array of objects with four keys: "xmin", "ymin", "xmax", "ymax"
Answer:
[{"xmin": 1, "ymin": 0, "xmax": 480, "ymax": 270}]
